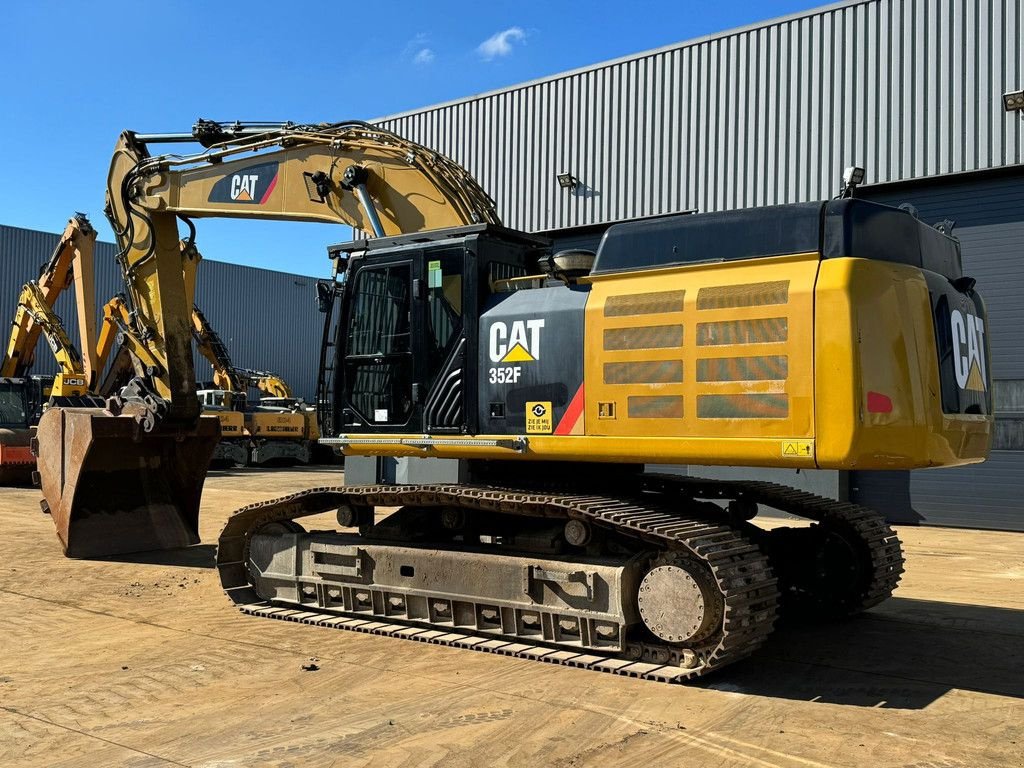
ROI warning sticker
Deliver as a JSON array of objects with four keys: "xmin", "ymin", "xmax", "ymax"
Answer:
[
  {"xmin": 525, "ymin": 401, "xmax": 553, "ymax": 434},
  {"xmin": 781, "ymin": 440, "xmax": 813, "ymax": 458}
]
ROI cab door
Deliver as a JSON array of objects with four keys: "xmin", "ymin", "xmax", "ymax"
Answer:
[
  {"xmin": 339, "ymin": 246, "xmax": 474, "ymax": 436},
  {"xmin": 339, "ymin": 258, "xmax": 420, "ymax": 433},
  {"xmin": 420, "ymin": 247, "xmax": 470, "ymax": 434}
]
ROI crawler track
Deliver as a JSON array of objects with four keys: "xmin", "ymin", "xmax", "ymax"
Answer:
[
  {"xmin": 216, "ymin": 477, "xmax": 903, "ymax": 683},
  {"xmin": 646, "ymin": 476, "xmax": 905, "ymax": 615}
]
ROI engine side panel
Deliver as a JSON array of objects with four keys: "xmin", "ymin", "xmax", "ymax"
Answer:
[{"xmin": 584, "ymin": 253, "xmax": 819, "ymax": 454}]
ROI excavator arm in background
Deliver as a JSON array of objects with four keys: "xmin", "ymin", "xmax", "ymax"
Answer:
[
  {"xmin": 2, "ymin": 214, "xmax": 98, "ymax": 387},
  {"xmin": 190, "ymin": 303, "xmax": 244, "ymax": 394},
  {"xmin": 4, "ymin": 283, "xmax": 89, "ymax": 398},
  {"xmin": 1, "ymin": 215, "xmax": 100, "ymax": 486},
  {"xmin": 36, "ymin": 119, "xmax": 500, "ymax": 557},
  {"xmin": 239, "ymin": 370, "xmax": 293, "ymax": 399}
]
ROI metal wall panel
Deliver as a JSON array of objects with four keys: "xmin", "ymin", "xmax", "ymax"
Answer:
[
  {"xmin": 909, "ymin": 452, "xmax": 1024, "ymax": 530},
  {"xmin": 375, "ymin": 0, "xmax": 1024, "ymax": 233},
  {"xmin": 863, "ymin": 171, "xmax": 1024, "ymax": 530},
  {"xmin": 0, "ymin": 223, "xmax": 322, "ymax": 400}
]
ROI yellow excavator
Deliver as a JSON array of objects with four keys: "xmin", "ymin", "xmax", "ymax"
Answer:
[
  {"xmin": 190, "ymin": 302, "xmax": 309, "ymax": 466},
  {"xmin": 36, "ymin": 120, "xmax": 991, "ymax": 682},
  {"xmin": 233, "ymin": 369, "xmax": 329, "ymax": 463},
  {"xmin": 189, "ymin": 303, "xmax": 249, "ymax": 467},
  {"xmin": 1, "ymin": 215, "xmax": 98, "ymax": 483}
]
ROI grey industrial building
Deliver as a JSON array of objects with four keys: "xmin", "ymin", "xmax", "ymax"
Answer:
[
  {"xmin": 0, "ymin": 223, "xmax": 324, "ymax": 401},
  {"xmin": 3, "ymin": 0, "xmax": 1022, "ymax": 529},
  {"xmin": 364, "ymin": 0, "xmax": 1023, "ymax": 530}
]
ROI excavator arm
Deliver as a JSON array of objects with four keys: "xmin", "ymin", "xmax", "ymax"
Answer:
[
  {"xmin": 186, "ymin": 247, "xmax": 293, "ymax": 401},
  {"xmin": 245, "ymin": 372, "xmax": 292, "ymax": 399},
  {"xmin": 191, "ymin": 305, "xmax": 243, "ymax": 393},
  {"xmin": 36, "ymin": 119, "xmax": 500, "ymax": 557},
  {"xmin": 2, "ymin": 214, "xmax": 97, "ymax": 385},
  {"xmin": 5, "ymin": 283, "xmax": 89, "ymax": 397},
  {"xmin": 105, "ymin": 120, "xmax": 497, "ymax": 426}
]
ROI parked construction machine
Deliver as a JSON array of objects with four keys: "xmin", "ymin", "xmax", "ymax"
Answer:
[
  {"xmin": 1, "ymin": 215, "xmax": 98, "ymax": 482},
  {"xmin": 235, "ymin": 370, "xmax": 329, "ymax": 464},
  {"xmin": 191, "ymin": 302, "xmax": 311, "ymax": 466},
  {"xmin": 35, "ymin": 119, "xmax": 991, "ymax": 682}
]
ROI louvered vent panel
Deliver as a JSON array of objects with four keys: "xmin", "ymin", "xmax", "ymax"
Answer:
[
  {"xmin": 697, "ymin": 356, "xmax": 788, "ymax": 382},
  {"xmin": 604, "ymin": 360, "xmax": 684, "ymax": 385},
  {"xmin": 603, "ymin": 324, "xmax": 684, "ymax": 350},
  {"xmin": 604, "ymin": 290, "xmax": 685, "ymax": 317},
  {"xmin": 696, "ymin": 281, "xmax": 789, "ymax": 310},
  {"xmin": 696, "ymin": 318, "xmax": 789, "ymax": 346},
  {"xmin": 697, "ymin": 394, "xmax": 789, "ymax": 419},
  {"xmin": 627, "ymin": 395, "xmax": 684, "ymax": 419}
]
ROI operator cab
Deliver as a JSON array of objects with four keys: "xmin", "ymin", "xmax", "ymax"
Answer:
[
  {"xmin": 0, "ymin": 378, "xmax": 32, "ymax": 430},
  {"xmin": 323, "ymin": 225, "xmax": 550, "ymax": 436}
]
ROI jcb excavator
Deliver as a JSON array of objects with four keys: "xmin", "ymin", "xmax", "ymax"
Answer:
[
  {"xmin": 36, "ymin": 120, "xmax": 991, "ymax": 682},
  {"xmin": 1, "ymin": 215, "xmax": 98, "ymax": 482}
]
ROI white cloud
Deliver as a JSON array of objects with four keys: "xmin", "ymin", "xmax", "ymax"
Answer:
[
  {"xmin": 413, "ymin": 48, "xmax": 435, "ymax": 65},
  {"xmin": 477, "ymin": 27, "xmax": 526, "ymax": 60}
]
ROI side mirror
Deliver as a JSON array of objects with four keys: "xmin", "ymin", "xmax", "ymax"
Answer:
[{"xmin": 315, "ymin": 279, "xmax": 336, "ymax": 313}]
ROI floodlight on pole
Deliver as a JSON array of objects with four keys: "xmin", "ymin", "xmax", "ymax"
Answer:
[
  {"xmin": 556, "ymin": 172, "xmax": 579, "ymax": 190},
  {"xmin": 839, "ymin": 166, "xmax": 866, "ymax": 199},
  {"xmin": 1003, "ymin": 89, "xmax": 1024, "ymax": 117}
]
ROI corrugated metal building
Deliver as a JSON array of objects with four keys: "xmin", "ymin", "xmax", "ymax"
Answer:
[
  {"xmin": 362, "ymin": 0, "xmax": 1024, "ymax": 530},
  {"xmin": 0, "ymin": 223, "xmax": 323, "ymax": 401}
]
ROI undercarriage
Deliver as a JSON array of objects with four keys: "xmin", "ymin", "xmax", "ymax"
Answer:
[{"xmin": 217, "ymin": 474, "xmax": 903, "ymax": 683}]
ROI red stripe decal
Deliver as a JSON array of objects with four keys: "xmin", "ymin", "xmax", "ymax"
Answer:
[
  {"xmin": 259, "ymin": 173, "xmax": 279, "ymax": 204},
  {"xmin": 554, "ymin": 384, "xmax": 585, "ymax": 435}
]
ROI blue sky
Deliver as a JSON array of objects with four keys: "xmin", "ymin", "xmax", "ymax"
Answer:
[{"xmin": 1, "ymin": 0, "xmax": 824, "ymax": 277}]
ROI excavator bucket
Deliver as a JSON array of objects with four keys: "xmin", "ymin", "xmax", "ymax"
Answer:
[{"xmin": 33, "ymin": 408, "xmax": 220, "ymax": 558}]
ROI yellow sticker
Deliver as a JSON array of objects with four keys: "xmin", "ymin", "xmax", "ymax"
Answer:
[
  {"xmin": 781, "ymin": 440, "xmax": 813, "ymax": 458},
  {"xmin": 525, "ymin": 401, "xmax": 553, "ymax": 434}
]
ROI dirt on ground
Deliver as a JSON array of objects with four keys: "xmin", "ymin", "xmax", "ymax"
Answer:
[{"xmin": 1, "ymin": 466, "xmax": 1022, "ymax": 767}]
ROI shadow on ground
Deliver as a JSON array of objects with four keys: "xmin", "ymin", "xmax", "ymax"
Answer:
[
  {"xmin": 206, "ymin": 463, "xmax": 343, "ymax": 478},
  {"xmin": 701, "ymin": 596, "xmax": 1024, "ymax": 708},
  {"xmin": 106, "ymin": 543, "xmax": 216, "ymax": 570},
  {"xmin": 94, "ymin": 537, "xmax": 1024, "ymax": 711}
]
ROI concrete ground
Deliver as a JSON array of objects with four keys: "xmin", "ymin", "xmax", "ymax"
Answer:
[{"xmin": 1, "ymin": 467, "xmax": 1022, "ymax": 768}]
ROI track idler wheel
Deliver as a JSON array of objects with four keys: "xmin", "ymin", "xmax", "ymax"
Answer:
[
  {"xmin": 636, "ymin": 554, "xmax": 724, "ymax": 648},
  {"xmin": 766, "ymin": 520, "xmax": 874, "ymax": 619}
]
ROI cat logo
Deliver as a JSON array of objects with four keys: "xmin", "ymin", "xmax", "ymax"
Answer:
[
  {"xmin": 208, "ymin": 161, "xmax": 280, "ymax": 205},
  {"xmin": 230, "ymin": 174, "xmax": 259, "ymax": 201},
  {"xmin": 950, "ymin": 308, "xmax": 987, "ymax": 392},
  {"xmin": 489, "ymin": 319, "xmax": 545, "ymax": 363}
]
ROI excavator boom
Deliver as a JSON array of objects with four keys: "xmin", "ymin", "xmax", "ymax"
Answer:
[
  {"xmin": 2, "ymin": 214, "xmax": 97, "ymax": 384},
  {"xmin": 2, "ymin": 215, "xmax": 98, "ymax": 485},
  {"xmin": 37, "ymin": 119, "xmax": 498, "ymax": 557}
]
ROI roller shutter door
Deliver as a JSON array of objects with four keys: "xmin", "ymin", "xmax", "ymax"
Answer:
[{"xmin": 865, "ymin": 170, "xmax": 1024, "ymax": 531}]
